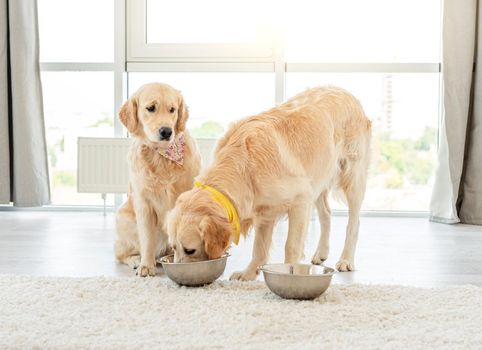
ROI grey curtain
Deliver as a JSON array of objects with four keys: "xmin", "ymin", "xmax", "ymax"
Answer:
[
  {"xmin": 430, "ymin": 0, "xmax": 482, "ymax": 224},
  {"xmin": 0, "ymin": 0, "xmax": 50, "ymax": 207}
]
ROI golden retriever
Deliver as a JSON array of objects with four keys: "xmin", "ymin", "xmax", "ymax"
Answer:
[
  {"xmin": 167, "ymin": 86, "xmax": 371, "ymax": 280},
  {"xmin": 115, "ymin": 83, "xmax": 201, "ymax": 277}
]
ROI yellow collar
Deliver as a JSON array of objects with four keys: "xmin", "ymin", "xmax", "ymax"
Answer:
[{"xmin": 194, "ymin": 181, "xmax": 241, "ymax": 245}]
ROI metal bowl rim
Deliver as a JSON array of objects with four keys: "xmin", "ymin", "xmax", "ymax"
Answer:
[
  {"xmin": 259, "ymin": 263, "xmax": 336, "ymax": 277},
  {"xmin": 159, "ymin": 253, "xmax": 230, "ymax": 265}
]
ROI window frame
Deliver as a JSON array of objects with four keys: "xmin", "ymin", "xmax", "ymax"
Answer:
[
  {"xmin": 126, "ymin": 0, "xmax": 441, "ymax": 104},
  {"xmin": 32, "ymin": 0, "xmax": 442, "ymax": 214},
  {"xmin": 127, "ymin": 0, "xmax": 275, "ymax": 62}
]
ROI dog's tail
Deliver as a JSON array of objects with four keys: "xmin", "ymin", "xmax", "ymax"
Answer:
[{"xmin": 332, "ymin": 115, "xmax": 372, "ymax": 206}]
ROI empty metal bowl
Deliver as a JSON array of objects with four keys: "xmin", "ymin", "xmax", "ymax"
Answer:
[
  {"xmin": 159, "ymin": 254, "xmax": 229, "ymax": 286},
  {"xmin": 259, "ymin": 263, "xmax": 335, "ymax": 300}
]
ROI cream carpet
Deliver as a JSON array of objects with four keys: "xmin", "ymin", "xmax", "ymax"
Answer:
[{"xmin": 1, "ymin": 275, "xmax": 481, "ymax": 350}]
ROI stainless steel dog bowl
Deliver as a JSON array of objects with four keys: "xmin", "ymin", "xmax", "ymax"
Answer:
[
  {"xmin": 159, "ymin": 254, "xmax": 229, "ymax": 286},
  {"xmin": 259, "ymin": 263, "xmax": 335, "ymax": 300}
]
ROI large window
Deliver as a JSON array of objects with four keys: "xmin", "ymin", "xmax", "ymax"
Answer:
[
  {"xmin": 38, "ymin": 0, "xmax": 115, "ymax": 206},
  {"xmin": 127, "ymin": 0, "xmax": 441, "ymax": 212},
  {"xmin": 38, "ymin": 0, "xmax": 441, "ymax": 211}
]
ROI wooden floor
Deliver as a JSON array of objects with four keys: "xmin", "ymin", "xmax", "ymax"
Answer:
[{"xmin": 0, "ymin": 211, "xmax": 481, "ymax": 287}]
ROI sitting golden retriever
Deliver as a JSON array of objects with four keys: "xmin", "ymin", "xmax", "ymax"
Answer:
[
  {"xmin": 115, "ymin": 83, "xmax": 201, "ymax": 277},
  {"xmin": 167, "ymin": 86, "xmax": 371, "ymax": 280}
]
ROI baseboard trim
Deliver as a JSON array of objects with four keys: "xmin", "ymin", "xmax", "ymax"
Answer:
[{"xmin": 0, "ymin": 205, "xmax": 429, "ymax": 218}]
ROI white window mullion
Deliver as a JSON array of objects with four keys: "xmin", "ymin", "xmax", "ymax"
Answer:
[
  {"xmin": 287, "ymin": 63, "xmax": 440, "ymax": 73},
  {"xmin": 114, "ymin": 0, "xmax": 127, "ymax": 208},
  {"xmin": 126, "ymin": 62, "xmax": 274, "ymax": 73},
  {"xmin": 114, "ymin": 0, "xmax": 126, "ymax": 138},
  {"xmin": 39, "ymin": 63, "xmax": 115, "ymax": 71}
]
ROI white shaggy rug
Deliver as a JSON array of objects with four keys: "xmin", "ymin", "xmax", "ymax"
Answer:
[{"xmin": 1, "ymin": 276, "xmax": 481, "ymax": 350}]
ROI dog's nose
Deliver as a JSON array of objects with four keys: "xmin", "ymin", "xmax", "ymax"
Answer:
[{"xmin": 159, "ymin": 127, "xmax": 173, "ymax": 140}]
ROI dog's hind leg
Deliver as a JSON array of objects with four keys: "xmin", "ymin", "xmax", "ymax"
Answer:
[
  {"xmin": 311, "ymin": 191, "xmax": 331, "ymax": 265},
  {"xmin": 230, "ymin": 218, "xmax": 275, "ymax": 281},
  {"xmin": 336, "ymin": 160, "xmax": 368, "ymax": 272},
  {"xmin": 115, "ymin": 213, "xmax": 141, "ymax": 269}
]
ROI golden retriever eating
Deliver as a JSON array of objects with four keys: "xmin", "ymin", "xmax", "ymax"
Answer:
[
  {"xmin": 167, "ymin": 86, "xmax": 371, "ymax": 280},
  {"xmin": 115, "ymin": 83, "xmax": 201, "ymax": 277}
]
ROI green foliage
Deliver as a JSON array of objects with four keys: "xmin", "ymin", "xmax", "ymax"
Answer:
[
  {"xmin": 415, "ymin": 127, "xmax": 437, "ymax": 151},
  {"xmin": 407, "ymin": 157, "xmax": 434, "ymax": 185},
  {"xmin": 59, "ymin": 137, "xmax": 65, "ymax": 152},
  {"xmin": 384, "ymin": 171, "xmax": 404, "ymax": 189},
  {"xmin": 191, "ymin": 121, "xmax": 224, "ymax": 138},
  {"xmin": 47, "ymin": 145, "xmax": 58, "ymax": 168},
  {"xmin": 52, "ymin": 170, "xmax": 75, "ymax": 187},
  {"xmin": 376, "ymin": 127, "xmax": 437, "ymax": 188},
  {"xmin": 380, "ymin": 140, "xmax": 408, "ymax": 174},
  {"xmin": 90, "ymin": 116, "xmax": 114, "ymax": 128}
]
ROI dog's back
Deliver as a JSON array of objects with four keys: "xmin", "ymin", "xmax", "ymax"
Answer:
[{"xmin": 214, "ymin": 86, "xmax": 371, "ymax": 197}]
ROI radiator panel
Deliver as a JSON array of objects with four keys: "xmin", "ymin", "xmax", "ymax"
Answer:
[{"xmin": 77, "ymin": 137, "xmax": 131, "ymax": 194}]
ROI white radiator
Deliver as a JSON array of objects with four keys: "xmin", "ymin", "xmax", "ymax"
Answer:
[
  {"xmin": 77, "ymin": 137, "xmax": 132, "ymax": 194},
  {"xmin": 77, "ymin": 137, "xmax": 217, "ymax": 195}
]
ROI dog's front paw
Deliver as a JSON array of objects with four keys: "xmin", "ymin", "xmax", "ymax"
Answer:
[
  {"xmin": 136, "ymin": 264, "xmax": 156, "ymax": 277},
  {"xmin": 230, "ymin": 269, "xmax": 258, "ymax": 281},
  {"xmin": 311, "ymin": 249, "xmax": 328, "ymax": 265},
  {"xmin": 336, "ymin": 258, "xmax": 354, "ymax": 272}
]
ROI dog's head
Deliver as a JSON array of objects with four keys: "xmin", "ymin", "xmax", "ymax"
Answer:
[
  {"xmin": 119, "ymin": 83, "xmax": 188, "ymax": 147},
  {"xmin": 166, "ymin": 189, "xmax": 233, "ymax": 263}
]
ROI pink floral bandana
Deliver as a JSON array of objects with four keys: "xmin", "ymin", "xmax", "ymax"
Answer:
[{"xmin": 161, "ymin": 133, "xmax": 185, "ymax": 165}]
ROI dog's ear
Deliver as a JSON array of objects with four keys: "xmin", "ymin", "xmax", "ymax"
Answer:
[
  {"xmin": 175, "ymin": 93, "xmax": 189, "ymax": 133},
  {"xmin": 119, "ymin": 97, "xmax": 139, "ymax": 134},
  {"xmin": 199, "ymin": 216, "xmax": 232, "ymax": 259}
]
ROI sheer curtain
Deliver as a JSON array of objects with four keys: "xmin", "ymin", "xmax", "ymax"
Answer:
[
  {"xmin": 430, "ymin": 0, "xmax": 482, "ymax": 224},
  {"xmin": 0, "ymin": 0, "xmax": 50, "ymax": 207}
]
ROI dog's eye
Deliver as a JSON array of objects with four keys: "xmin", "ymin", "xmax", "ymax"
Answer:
[
  {"xmin": 183, "ymin": 248, "xmax": 196, "ymax": 255},
  {"xmin": 169, "ymin": 107, "xmax": 176, "ymax": 114},
  {"xmin": 146, "ymin": 105, "xmax": 155, "ymax": 112}
]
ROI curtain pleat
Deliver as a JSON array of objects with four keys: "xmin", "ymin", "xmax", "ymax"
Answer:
[
  {"xmin": 0, "ymin": 0, "xmax": 50, "ymax": 207},
  {"xmin": 430, "ymin": 0, "xmax": 482, "ymax": 225}
]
